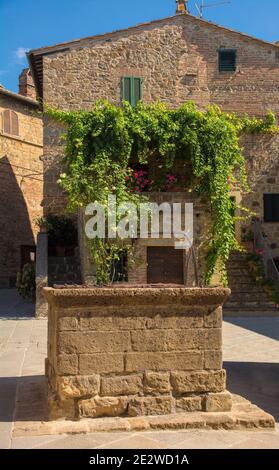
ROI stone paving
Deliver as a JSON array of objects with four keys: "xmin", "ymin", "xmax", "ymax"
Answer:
[{"xmin": 0, "ymin": 290, "xmax": 279, "ymax": 449}]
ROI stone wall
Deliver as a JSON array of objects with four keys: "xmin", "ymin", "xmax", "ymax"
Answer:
[
  {"xmin": 43, "ymin": 15, "xmax": 279, "ymax": 115},
  {"xmin": 44, "ymin": 286, "xmax": 232, "ymax": 420},
  {"xmin": 240, "ymin": 133, "xmax": 279, "ymax": 257},
  {"xmin": 0, "ymin": 93, "xmax": 43, "ymax": 287}
]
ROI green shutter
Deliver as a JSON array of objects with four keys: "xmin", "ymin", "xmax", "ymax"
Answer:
[
  {"xmin": 122, "ymin": 77, "xmax": 131, "ymax": 103},
  {"xmin": 133, "ymin": 78, "xmax": 142, "ymax": 105},
  {"xmin": 121, "ymin": 77, "xmax": 143, "ymax": 106}
]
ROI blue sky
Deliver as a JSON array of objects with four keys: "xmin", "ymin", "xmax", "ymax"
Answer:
[{"xmin": 1, "ymin": 0, "xmax": 279, "ymax": 92}]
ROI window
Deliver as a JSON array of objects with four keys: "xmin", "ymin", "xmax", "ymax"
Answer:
[
  {"xmin": 264, "ymin": 194, "xmax": 279, "ymax": 222},
  {"xmin": 218, "ymin": 49, "xmax": 236, "ymax": 72},
  {"xmin": 121, "ymin": 76, "xmax": 143, "ymax": 106},
  {"xmin": 2, "ymin": 110, "xmax": 19, "ymax": 136}
]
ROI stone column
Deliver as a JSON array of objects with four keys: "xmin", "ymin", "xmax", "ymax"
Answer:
[
  {"xmin": 35, "ymin": 231, "xmax": 48, "ymax": 318},
  {"xmin": 78, "ymin": 209, "xmax": 96, "ymax": 285}
]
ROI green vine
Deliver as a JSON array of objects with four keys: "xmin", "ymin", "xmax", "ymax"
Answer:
[{"xmin": 46, "ymin": 101, "xmax": 278, "ymax": 285}]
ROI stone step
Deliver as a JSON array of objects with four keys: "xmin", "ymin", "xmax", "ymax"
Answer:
[
  {"xmin": 228, "ymin": 253, "xmax": 249, "ymax": 261},
  {"xmin": 228, "ymin": 279, "xmax": 255, "ymax": 285},
  {"xmin": 227, "ymin": 261, "xmax": 250, "ymax": 268},
  {"xmin": 223, "ymin": 308, "xmax": 279, "ymax": 317},
  {"xmin": 229, "ymin": 286, "xmax": 266, "ymax": 293},
  {"xmin": 228, "ymin": 293, "xmax": 271, "ymax": 302},
  {"xmin": 225, "ymin": 301, "xmax": 277, "ymax": 310},
  {"xmin": 227, "ymin": 274, "xmax": 255, "ymax": 282},
  {"xmin": 227, "ymin": 269, "xmax": 252, "ymax": 276},
  {"xmin": 225, "ymin": 251, "xmax": 279, "ymax": 315}
]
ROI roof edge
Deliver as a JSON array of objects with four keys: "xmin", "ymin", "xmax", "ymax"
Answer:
[
  {"xmin": 27, "ymin": 13, "xmax": 279, "ymax": 100},
  {"xmin": 0, "ymin": 87, "xmax": 39, "ymax": 107},
  {"xmin": 28, "ymin": 13, "xmax": 279, "ymax": 58}
]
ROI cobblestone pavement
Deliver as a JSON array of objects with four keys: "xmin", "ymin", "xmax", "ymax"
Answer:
[{"xmin": 0, "ymin": 290, "xmax": 278, "ymax": 449}]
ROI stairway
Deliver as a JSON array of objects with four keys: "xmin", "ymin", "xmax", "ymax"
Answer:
[{"xmin": 223, "ymin": 252, "xmax": 279, "ymax": 316}]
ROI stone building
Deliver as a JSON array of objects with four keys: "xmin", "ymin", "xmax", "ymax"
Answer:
[
  {"xmin": 27, "ymin": 6, "xmax": 279, "ymax": 308},
  {"xmin": 0, "ymin": 69, "xmax": 43, "ymax": 287}
]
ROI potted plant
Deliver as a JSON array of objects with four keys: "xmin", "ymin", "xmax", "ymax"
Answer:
[{"xmin": 16, "ymin": 263, "xmax": 36, "ymax": 302}]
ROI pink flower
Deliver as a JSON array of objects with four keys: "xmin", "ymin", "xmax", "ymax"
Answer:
[{"xmin": 166, "ymin": 174, "xmax": 176, "ymax": 182}]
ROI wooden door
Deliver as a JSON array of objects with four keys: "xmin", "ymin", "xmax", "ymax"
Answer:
[{"xmin": 147, "ymin": 247, "xmax": 184, "ymax": 284}]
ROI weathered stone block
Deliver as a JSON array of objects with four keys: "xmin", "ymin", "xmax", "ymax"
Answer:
[
  {"xmin": 166, "ymin": 329, "xmax": 221, "ymax": 351},
  {"xmin": 204, "ymin": 307, "xmax": 222, "ymax": 328},
  {"xmin": 100, "ymin": 375, "xmax": 143, "ymax": 396},
  {"xmin": 58, "ymin": 317, "xmax": 79, "ymax": 331},
  {"xmin": 59, "ymin": 331, "xmax": 131, "ymax": 354},
  {"xmin": 79, "ymin": 353, "xmax": 124, "ymax": 374},
  {"xmin": 113, "ymin": 314, "xmax": 148, "ymax": 330},
  {"xmin": 128, "ymin": 397, "xmax": 173, "ymax": 417},
  {"xmin": 143, "ymin": 372, "xmax": 171, "ymax": 395},
  {"xmin": 204, "ymin": 391, "xmax": 232, "ymax": 412},
  {"xmin": 171, "ymin": 370, "xmax": 226, "ymax": 394},
  {"xmin": 58, "ymin": 375, "xmax": 100, "ymax": 398},
  {"xmin": 176, "ymin": 396, "xmax": 202, "ymax": 412},
  {"xmin": 81, "ymin": 313, "xmax": 148, "ymax": 331},
  {"xmin": 57, "ymin": 354, "xmax": 78, "ymax": 375},
  {"xmin": 146, "ymin": 309, "xmax": 204, "ymax": 330},
  {"xmin": 80, "ymin": 316, "xmax": 113, "ymax": 331},
  {"xmin": 126, "ymin": 352, "xmax": 203, "ymax": 372},
  {"xmin": 131, "ymin": 330, "xmax": 167, "ymax": 352},
  {"xmin": 79, "ymin": 397, "xmax": 128, "ymax": 418},
  {"xmin": 204, "ymin": 350, "xmax": 222, "ymax": 370},
  {"xmin": 48, "ymin": 392, "xmax": 76, "ymax": 420}
]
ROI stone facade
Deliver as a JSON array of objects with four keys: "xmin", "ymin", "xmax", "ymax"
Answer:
[
  {"xmin": 79, "ymin": 192, "xmax": 212, "ymax": 286},
  {"xmin": 44, "ymin": 286, "xmax": 232, "ymax": 420},
  {"xmin": 0, "ymin": 86, "xmax": 43, "ymax": 287},
  {"xmin": 241, "ymin": 134, "xmax": 279, "ymax": 259},
  {"xmin": 28, "ymin": 12, "xmax": 279, "ymax": 283}
]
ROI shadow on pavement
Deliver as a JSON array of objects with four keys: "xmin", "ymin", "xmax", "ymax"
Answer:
[
  {"xmin": 0, "ymin": 375, "xmax": 47, "ymax": 422},
  {"xmin": 225, "ymin": 361, "xmax": 279, "ymax": 421},
  {"xmin": 0, "ymin": 289, "xmax": 34, "ymax": 319},
  {"xmin": 225, "ymin": 317, "xmax": 279, "ymax": 341}
]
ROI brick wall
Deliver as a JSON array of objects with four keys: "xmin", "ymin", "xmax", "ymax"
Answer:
[
  {"xmin": 45, "ymin": 286, "xmax": 231, "ymax": 419},
  {"xmin": 0, "ymin": 94, "xmax": 43, "ymax": 286}
]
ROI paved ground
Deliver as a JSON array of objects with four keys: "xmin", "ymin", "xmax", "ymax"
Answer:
[{"xmin": 0, "ymin": 289, "xmax": 279, "ymax": 449}]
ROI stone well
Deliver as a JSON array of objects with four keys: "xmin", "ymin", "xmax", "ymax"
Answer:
[{"xmin": 44, "ymin": 286, "xmax": 232, "ymax": 420}]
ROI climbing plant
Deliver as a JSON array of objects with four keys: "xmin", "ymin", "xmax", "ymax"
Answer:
[{"xmin": 46, "ymin": 101, "xmax": 278, "ymax": 285}]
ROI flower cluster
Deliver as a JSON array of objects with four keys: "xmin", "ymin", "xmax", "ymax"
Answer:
[
  {"xmin": 165, "ymin": 174, "xmax": 177, "ymax": 190},
  {"xmin": 129, "ymin": 170, "xmax": 152, "ymax": 192}
]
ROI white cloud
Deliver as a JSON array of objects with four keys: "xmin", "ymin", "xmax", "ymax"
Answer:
[{"xmin": 15, "ymin": 47, "xmax": 30, "ymax": 60}]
